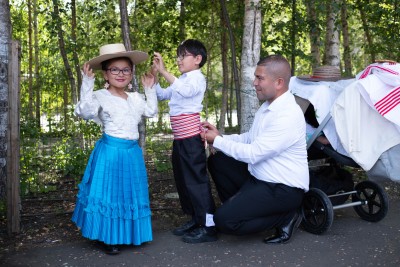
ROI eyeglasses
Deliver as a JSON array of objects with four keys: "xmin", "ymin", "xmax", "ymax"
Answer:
[
  {"xmin": 176, "ymin": 53, "xmax": 195, "ymax": 61},
  {"xmin": 107, "ymin": 67, "xmax": 132, "ymax": 75}
]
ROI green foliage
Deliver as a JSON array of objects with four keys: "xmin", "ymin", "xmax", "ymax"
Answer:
[
  {"xmin": 8, "ymin": 0, "xmax": 400, "ymax": 197},
  {"xmin": 49, "ymin": 136, "xmax": 92, "ymax": 179},
  {"xmin": 146, "ymin": 133, "xmax": 173, "ymax": 173}
]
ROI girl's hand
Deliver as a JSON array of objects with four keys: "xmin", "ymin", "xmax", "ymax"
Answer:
[
  {"xmin": 141, "ymin": 73, "xmax": 155, "ymax": 88},
  {"xmin": 82, "ymin": 63, "xmax": 94, "ymax": 78}
]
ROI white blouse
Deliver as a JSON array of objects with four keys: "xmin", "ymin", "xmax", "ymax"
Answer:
[{"xmin": 75, "ymin": 74, "xmax": 158, "ymax": 140}]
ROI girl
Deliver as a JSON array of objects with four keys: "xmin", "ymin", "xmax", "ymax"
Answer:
[{"xmin": 72, "ymin": 43, "xmax": 157, "ymax": 255}]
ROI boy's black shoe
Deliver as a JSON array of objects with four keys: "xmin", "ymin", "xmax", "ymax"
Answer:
[
  {"xmin": 172, "ymin": 219, "xmax": 198, "ymax": 236},
  {"xmin": 182, "ymin": 226, "xmax": 218, "ymax": 243}
]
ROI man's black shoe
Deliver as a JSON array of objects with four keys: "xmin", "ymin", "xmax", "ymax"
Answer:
[
  {"xmin": 172, "ymin": 219, "xmax": 198, "ymax": 236},
  {"xmin": 263, "ymin": 212, "xmax": 302, "ymax": 244},
  {"xmin": 182, "ymin": 226, "xmax": 218, "ymax": 243},
  {"xmin": 104, "ymin": 245, "xmax": 120, "ymax": 255}
]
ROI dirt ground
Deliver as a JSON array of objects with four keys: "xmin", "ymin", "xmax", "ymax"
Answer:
[{"xmin": 1, "ymin": 165, "xmax": 399, "ymax": 260}]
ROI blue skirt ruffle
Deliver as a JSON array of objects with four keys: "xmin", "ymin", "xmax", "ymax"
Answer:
[{"xmin": 72, "ymin": 134, "xmax": 152, "ymax": 245}]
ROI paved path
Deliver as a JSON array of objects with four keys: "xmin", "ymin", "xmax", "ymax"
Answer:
[{"xmin": 2, "ymin": 198, "xmax": 399, "ymax": 267}]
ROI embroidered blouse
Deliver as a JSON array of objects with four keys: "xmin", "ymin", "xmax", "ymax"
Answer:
[{"xmin": 75, "ymin": 74, "xmax": 158, "ymax": 140}]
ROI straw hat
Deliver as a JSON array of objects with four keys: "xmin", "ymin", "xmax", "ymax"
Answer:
[
  {"xmin": 297, "ymin": 65, "xmax": 344, "ymax": 82},
  {"xmin": 86, "ymin": 43, "xmax": 148, "ymax": 70}
]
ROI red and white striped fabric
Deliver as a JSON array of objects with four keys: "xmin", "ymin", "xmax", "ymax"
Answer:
[
  {"xmin": 356, "ymin": 63, "xmax": 400, "ymax": 128},
  {"xmin": 170, "ymin": 113, "xmax": 202, "ymax": 140}
]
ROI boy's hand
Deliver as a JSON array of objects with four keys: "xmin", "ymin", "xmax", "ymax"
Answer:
[
  {"xmin": 152, "ymin": 52, "xmax": 176, "ymax": 85},
  {"xmin": 152, "ymin": 52, "xmax": 166, "ymax": 73}
]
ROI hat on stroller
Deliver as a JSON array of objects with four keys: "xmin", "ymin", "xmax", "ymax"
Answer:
[{"xmin": 297, "ymin": 65, "xmax": 348, "ymax": 82}]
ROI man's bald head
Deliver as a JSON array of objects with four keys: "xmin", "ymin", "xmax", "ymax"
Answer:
[{"xmin": 257, "ymin": 55, "xmax": 291, "ymax": 90}]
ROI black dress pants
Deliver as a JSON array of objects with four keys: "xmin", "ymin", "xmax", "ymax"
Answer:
[
  {"xmin": 208, "ymin": 152, "xmax": 304, "ymax": 235},
  {"xmin": 172, "ymin": 134, "xmax": 215, "ymax": 225}
]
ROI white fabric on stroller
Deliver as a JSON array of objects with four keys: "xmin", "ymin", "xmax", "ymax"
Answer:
[
  {"xmin": 290, "ymin": 71, "xmax": 400, "ymax": 183},
  {"xmin": 331, "ymin": 81, "xmax": 400, "ymax": 171},
  {"xmin": 356, "ymin": 63, "xmax": 400, "ymax": 131},
  {"xmin": 289, "ymin": 76, "xmax": 354, "ymax": 155}
]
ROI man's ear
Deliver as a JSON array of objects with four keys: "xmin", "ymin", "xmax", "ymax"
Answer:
[{"xmin": 275, "ymin": 77, "xmax": 285, "ymax": 89}]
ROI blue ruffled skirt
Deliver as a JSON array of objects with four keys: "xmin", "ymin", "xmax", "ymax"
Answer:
[{"xmin": 72, "ymin": 134, "xmax": 152, "ymax": 245}]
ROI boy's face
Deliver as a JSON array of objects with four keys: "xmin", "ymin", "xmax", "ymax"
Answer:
[{"xmin": 176, "ymin": 52, "xmax": 202, "ymax": 74}]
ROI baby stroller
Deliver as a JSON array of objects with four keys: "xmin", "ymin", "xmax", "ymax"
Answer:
[
  {"xmin": 300, "ymin": 102, "xmax": 389, "ymax": 234},
  {"xmin": 290, "ymin": 65, "xmax": 399, "ymax": 234}
]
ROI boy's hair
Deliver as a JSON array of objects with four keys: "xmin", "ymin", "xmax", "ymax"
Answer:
[{"xmin": 177, "ymin": 39, "xmax": 207, "ymax": 68}]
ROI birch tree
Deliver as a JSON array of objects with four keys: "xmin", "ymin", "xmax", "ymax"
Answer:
[
  {"xmin": 0, "ymin": 0, "xmax": 11, "ymax": 201},
  {"xmin": 323, "ymin": 0, "xmax": 341, "ymax": 67},
  {"xmin": 240, "ymin": 0, "xmax": 261, "ymax": 133}
]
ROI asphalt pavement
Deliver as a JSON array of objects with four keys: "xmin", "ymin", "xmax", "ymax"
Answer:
[{"xmin": 1, "ymin": 196, "xmax": 399, "ymax": 267}]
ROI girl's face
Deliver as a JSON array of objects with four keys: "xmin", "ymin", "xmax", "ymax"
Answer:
[{"xmin": 103, "ymin": 58, "xmax": 133, "ymax": 90}]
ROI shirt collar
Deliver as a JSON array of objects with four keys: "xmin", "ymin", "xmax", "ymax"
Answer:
[
  {"xmin": 182, "ymin": 69, "xmax": 201, "ymax": 77},
  {"xmin": 261, "ymin": 91, "xmax": 291, "ymax": 112}
]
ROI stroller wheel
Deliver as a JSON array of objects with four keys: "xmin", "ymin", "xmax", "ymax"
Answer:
[
  {"xmin": 352, "ymin": 180, "xmax": 389, "ymax": 222},
  {"xmin": 301, "ymin": 188, "xmax": 334, "ymax": 235}
]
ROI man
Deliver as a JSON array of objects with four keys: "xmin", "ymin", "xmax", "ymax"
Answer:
[{"xmin": 201, "ymin": 55, "xmax": 309, "ymax": 244}]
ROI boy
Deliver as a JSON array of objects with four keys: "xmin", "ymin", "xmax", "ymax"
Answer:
[{"xmin": 152, "ymin": 39, "xmax": 217, "ymax": 243}]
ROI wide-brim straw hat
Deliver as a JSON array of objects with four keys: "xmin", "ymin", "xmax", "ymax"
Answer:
[
  {"xmin": 297, "ymin": 65, "xmax": 346, "ymax": 82},
  {"xmin": 86, "ymin": 43, "xmax": 148, "ymax": 70}
]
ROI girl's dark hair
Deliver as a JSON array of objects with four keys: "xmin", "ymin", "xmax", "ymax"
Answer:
[
  {"xmin": 177, "ymin": 39, "xmax": 207, "ymax": 68},
  {"xmin": 101, "ymin": 57, "xmax": 133, "ymax": 71}
]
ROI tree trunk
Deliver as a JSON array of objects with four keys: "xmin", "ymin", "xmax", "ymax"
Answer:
[
  {"xmin": 0, "ymin": 0, "xmax": 11, "ymax": 202},
  {"xmin": 218, "ymin": 6, "xmax": 229, "ymax": 133},
  {"xmin": 71, "ymin": 0, "xmax": 81, "ymax": 104},
  {"xmin": 119, "ymin": 0, "xmax": 146, "ymax": 151},
  {"xmin": 341, "ymin": 0, "xmax": 352, "ymax": 76},
  {"xmin": 305, "ymin": 0, "xmax": 321, "ymax": 70},
  {"xmin": 28, "ymin": 0, "xmax": 34, "ymax": 119},
  {"xmin": 0, "ymin": 0, "xmax": 21, "ymax": 234},
  {"xmin": 290, "ymin": 0, "xmax": 296, "ymax": 76},
  {"xmin": 33, "ymin": 0, "xmax": 41, "ymax": 129},
  {"xmin": 228, "ymin": 78, "xmax": 233, "ymax": 128},
  {"xmin": 179, "ymin": 0, "xmax": 186, "ymax": 41},
  {"xmin": 52, "ymin": 0, "xmax": 77, "ymax": 104},
  {"xmin": 324, "ymin": 0, "xmax": 341, "ymax": 67},
  {"xmin": 240, "ymin": 0, "xmax": 262, "ymax": 133},
  {"xmin": 356, "ymin": 0, "xmax": 375, "ymax": 63},
  {"xmin": 220, "ymin": 0, "xmax": 241, "ymax": 131}
]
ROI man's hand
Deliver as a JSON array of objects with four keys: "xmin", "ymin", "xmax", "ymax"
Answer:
[{"xmin": 201, "ymin": 121, "xmax": 220, "ymax": 144}]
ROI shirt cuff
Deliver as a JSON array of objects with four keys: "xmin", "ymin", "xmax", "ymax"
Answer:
[{"xmin": 213, "ymin": 135, "xmax": 224, "ymax": 149}]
